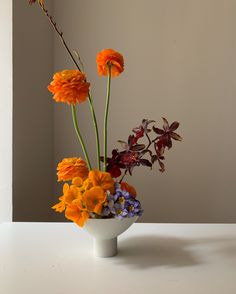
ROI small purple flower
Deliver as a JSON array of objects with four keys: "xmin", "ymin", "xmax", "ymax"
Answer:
[{"xmin": 101, "ymin": 183, "xmax": 143, "ymax": 218}]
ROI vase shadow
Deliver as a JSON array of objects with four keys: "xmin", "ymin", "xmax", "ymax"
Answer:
[
  {"xmin": 116, "ymin": 235, "xmax": 201, "ymax": 269},
  {"xmin": 116, "ymin": 234, "xmax": 236, "ymax": 269}
]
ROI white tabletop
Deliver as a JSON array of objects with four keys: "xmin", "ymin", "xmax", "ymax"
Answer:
[{"xmin": 0, "ymin": 222, "xmax": 236, "ymax": 294}]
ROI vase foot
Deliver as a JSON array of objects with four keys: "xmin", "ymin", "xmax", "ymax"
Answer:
[{"xmin": 94, "ymin": 237, "xmax": 117, "ymax": 257}]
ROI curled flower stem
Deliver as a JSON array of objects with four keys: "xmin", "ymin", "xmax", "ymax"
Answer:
[
  {"xmin": 71, "ymin": 105, "xmax": 92, "ymax": 170},
  {"xmin": 37, "ymin": 1, "xmax": 101, "ymax": 170},
  {"xmin": 103, "ymin": 65, "xmax": 112, "ymax": 171}
]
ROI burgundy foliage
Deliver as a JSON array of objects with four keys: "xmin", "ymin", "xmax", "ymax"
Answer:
[{"xmin": 102, "ymin": 118, "xmax": 182, "ymax": 179}]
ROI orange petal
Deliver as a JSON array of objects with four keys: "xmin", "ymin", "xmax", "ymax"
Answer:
[
  {"xmin": 72, "ymin": 177, "xmax": 83, "ymax": 187},
  {"xmin": 52, "ymin": 201, "xmax": 65, "ymax": 213},
  {"xmin": 89, "ymin": 170, "xmax": 114, "ymax": 194},
  {"xmin": 65, "ymin": 204, "xmax": 89, "ymax": 227},
  {"xmin": 83, "ymin": 186, "xmax": 107, "ymax": 212}
]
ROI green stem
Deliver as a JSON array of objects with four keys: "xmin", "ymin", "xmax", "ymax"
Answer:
[
  {"xmin": 71, "ymin": 105, "xmax": 92, "ymax": 170},
  {"xmin": 88, "ymin": 93, "xmax": 101, "ymax": 170},
  {"xmin": 103, "ymin": 65, "xmax": 112, "ymax": 171}
]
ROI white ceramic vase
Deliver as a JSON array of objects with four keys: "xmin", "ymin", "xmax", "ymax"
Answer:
[{"xmin": 84, "ymin": 216, "xmax": 138, "ymax": 257}]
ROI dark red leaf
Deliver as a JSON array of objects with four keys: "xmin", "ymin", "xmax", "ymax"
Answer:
[
  {"xmin": 112, "ymin": 149, "xmax": 119, "ymax": 156},
  {"xmin": 162, "ymin": 117, "xmax": 169, "ymax": 131},
  {"xmin": 117, "ymin": 140, "xmax": 129, "ymax": 149},
  {"xmin": 108, "ymin": 166, "xmax": 121, "ymax": 178},
  {"xmin": 153, "ymin": 126, "xmax": 165, "ymax": 135},
  {"xmin": 159, "ymin": 146, "xmax": 165, "ymax": 156},
  {"xmin": 169, "ymin": 121, "xmax": 179, "ymax": 132},
  {"xmin": 159, "ymin": 134, "xmax": 172, "ymax": 149},
  {"xmin": 170, "ymin": 132, "xmax": 182, "ymax": 141},
  {"xmin": 166, "ymin": 137, "xmax": 172, "ymax": 149},
  {"xmin": 128, "ymin": 135, "xmax": 137, "ymax": 146},
  {"xmin": 140, "ymin": 159, "xmax": 152, "ymax": 167},
  {"xmin": 130, "ymin": 144, "xmax": 146, "ymax": 151}
]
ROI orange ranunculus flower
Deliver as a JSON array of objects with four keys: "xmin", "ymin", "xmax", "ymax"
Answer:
[
  {"xmin": 121, "ymin": 182, "xmax": 137, "ymax": 197},
  {"xmin": 89, "ymin": 170, "xmax": 115, "ymax": 194},
  {"xmin": 65, "ymin": 203, "xmax": 89, "ymax": 227},
  {"xmin": 83, "ymin": 186, "xmax": 107, "ymax": 215},
  {"xmin": 48, "ymin": 70, "xmax": 90, "ymax": 105},
  {"xmin": 57, "ymin": 157, "xmax": 89, "ymax": 182},
  {"xmin": 96, "ymin": 49, "xmax": 124, "ymax": 77}
]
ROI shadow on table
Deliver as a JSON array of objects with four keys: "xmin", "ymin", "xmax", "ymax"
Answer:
[
  {"xmin": 117, "ymin": 235, "xmax": 200, "ymax": 269},
  {"xmin": 117, "ymin": 234, "xmax": 236, "ymax": 269}
]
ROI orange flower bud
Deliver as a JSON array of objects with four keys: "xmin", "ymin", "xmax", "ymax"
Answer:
[{"xmin": 96, "ymin": 49, "xmax": 124, "ymax": 77}]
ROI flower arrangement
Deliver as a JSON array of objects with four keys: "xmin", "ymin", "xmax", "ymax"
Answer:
[{"xmin": 29, "ymin": 0, "xmax": 182, "ymax": 227}]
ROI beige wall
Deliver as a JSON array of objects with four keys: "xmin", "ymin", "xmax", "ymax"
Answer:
[
  {"xmin": 13, "ymin": 0, "xmax": 54, "ymax": 221},
  {"xmin": 53, "ymin": 0, "xmax": 236, "ymax": 223},
  {"xmin": 12, "ymin": 0, "xmax": 236, "ymax": 223}
]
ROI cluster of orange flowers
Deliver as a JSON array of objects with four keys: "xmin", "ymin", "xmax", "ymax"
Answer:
[
  {"xmin": 48, "ymin": 49, "xmax": 124, "ymax": 105},
  {"xmin": 53, "ymin": 158, "xmax": 115, "ymax": 227}
]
